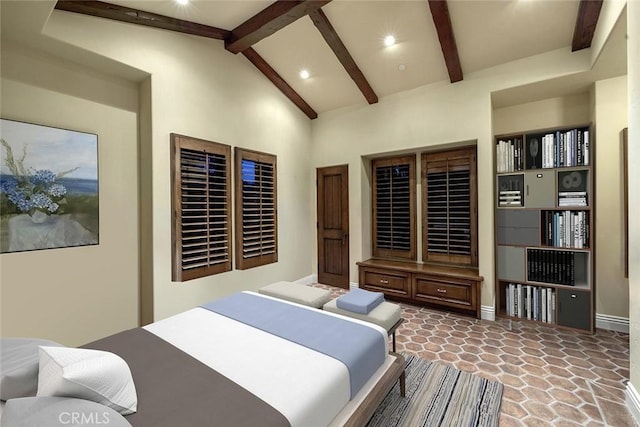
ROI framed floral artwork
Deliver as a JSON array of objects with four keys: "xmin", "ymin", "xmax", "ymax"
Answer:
[{"xmin": 0, "ymin": 118, "xmax": 99, "ymax": 253}]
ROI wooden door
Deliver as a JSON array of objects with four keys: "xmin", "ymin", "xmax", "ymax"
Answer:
[{"xmin": 317, "ymin": 165, "xmax": 349, "ymax": 289}]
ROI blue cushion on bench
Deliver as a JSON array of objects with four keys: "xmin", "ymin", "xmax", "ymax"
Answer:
[{"xmin": 336, "ymin": 288, "xmax": 384, "ymax": 314}]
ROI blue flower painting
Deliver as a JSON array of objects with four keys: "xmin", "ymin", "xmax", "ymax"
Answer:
[{"xmin": 0, "ymin": 119, "xmax": 98, "ymax": 253}]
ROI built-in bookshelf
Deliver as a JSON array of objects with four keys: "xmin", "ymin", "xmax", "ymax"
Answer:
[{"xmin": 494, "ymin": 124, "xmax": 594, "ymax": 333}]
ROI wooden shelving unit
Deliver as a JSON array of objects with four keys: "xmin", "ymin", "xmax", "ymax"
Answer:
[{"xmin": 494, "ymin": 124, "xmax": 595, "ymax": 333}]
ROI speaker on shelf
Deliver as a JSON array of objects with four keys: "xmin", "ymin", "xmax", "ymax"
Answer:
[{"xmin": 558, "ymin": 170, "xmax": 588, "ymax": 192}]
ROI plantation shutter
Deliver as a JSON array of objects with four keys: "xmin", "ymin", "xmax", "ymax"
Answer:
[
  {"xmin": 235, "ymin": 148, "xmax": 277, "ymax": 270},
  {"xmin": 372, "ymin": 155, "xmax": 416, "ymax": 260},
  {"xmin": 171, "ymin": 134, "xmax": 232, "ymax": 281},
  {"xmin": 422, "ymin": 147, "xmax": 477, "ymax": 266}
]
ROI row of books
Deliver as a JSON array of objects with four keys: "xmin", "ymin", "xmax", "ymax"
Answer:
[
  {"xmin": 505, "ymin": 283, "xmax": 556, "ymax": 323},
  {"xmin": 498, "ymin": 190, "xmax": 523, "ymax": 207},
  {"xmin": 558, "ymin": 191, "xmax": 588, "ymax": 207},
  {"xmin": 543, "ymin": 210, "xmax": 590, "ymax": 248},
  {"xmin": 531, "ymin": 128, "xmax": 590, "ymax": 169},
  {"xmin": 496, "ymin": 137, "xmax": 524, "ymax": 173},
  {"xmin": 527, "ymin": 248, "xmax": 576, "ymax": 286}
]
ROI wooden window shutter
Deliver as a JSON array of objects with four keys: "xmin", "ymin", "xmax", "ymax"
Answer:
[
  {"xmin": 421, "ymin": 147, "xmax": 478, "ymax": 267},
  {"xmin": 171, "ymin": 134, "xmax": 232, "ymax": 281},
  {"xmin": 235, "ymin": 148, "xmax": 277, "ymax": 270},
  {"xmin": 372, "ymin": 155, "xmax": 416, "ymax": 260}
]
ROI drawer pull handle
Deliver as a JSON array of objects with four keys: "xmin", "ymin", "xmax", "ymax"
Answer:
[
  {"xmin": 380, "ymin": 279, "xmax": 389, "ymax": 284},
  {"xmin": 437, "ymin": 288, "xmax": 447, "ymax": 293}
]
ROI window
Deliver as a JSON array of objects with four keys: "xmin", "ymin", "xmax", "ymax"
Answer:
[
  {"xmin": 421, "ymin": 147, "xmax": 478, "ymax": 267},
  {"xmin": 371, "ymin": 155, "xmax": 416, "ymax": 260},
  {"xmin": 170, "ymin": 134, "xmax": 232, "ymax": 281},
  {"xmin": 235, "ymin": 148, "xmax": 277, "ymax": 269}
]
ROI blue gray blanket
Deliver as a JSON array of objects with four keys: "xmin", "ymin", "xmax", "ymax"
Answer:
[{"xmin": 202, "ymin": 292, "xmax": 386, "ymax": 398}]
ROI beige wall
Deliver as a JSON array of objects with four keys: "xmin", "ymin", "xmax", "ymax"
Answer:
[
  {"xmin": 42, "ymin": 8, "xmax": 314, "ymax": 321},
  {"xmin": 492, "ymin": 93, "xmax": 591, "ymax": 136},
  {"xmin": 593, "ymin": 76, "xmax": 629, "ymax": 319},
  {"xmin": 0, "ymin": 43, "xmax": 140, "ymax": 346}
]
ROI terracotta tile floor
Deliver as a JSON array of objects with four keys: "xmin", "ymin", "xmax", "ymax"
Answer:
[{"xmin": 312, "ymin": 284, "xmax": 636, "ymax": 426}]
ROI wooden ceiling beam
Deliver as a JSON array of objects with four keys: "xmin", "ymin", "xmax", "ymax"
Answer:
[
  {"xmin": 55, "ymin": 1, "xmax": 316, "ymax": 119},
  {"xmin": 427, "ymin": 0, "xmax": 463, "ymax": 83},
  {"xmin": 309, "ymin": 9, "xmax": 378, "ymax": 104},
  {"xmin": 571, "ymin": 0, "xmax": 603, "ymax": 51},
  {"xmin": 226, "ymin": 0, "xmax": 331, "ymax": 54},
  {"xmin": 242, "ymin": 48, "xmax": 318, "ymax": 120},
  {"xmin": 54, "ymin": 0, "xmax": 230, "ymax": 40}
]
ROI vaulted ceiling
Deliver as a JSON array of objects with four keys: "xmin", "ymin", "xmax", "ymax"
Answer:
[{"xmin": 53, "ymin": 0, "xmax": 604, "ymax": 119}]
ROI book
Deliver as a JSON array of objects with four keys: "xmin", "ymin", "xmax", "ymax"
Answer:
[{"xmin": 584, "ymin": 130, "xmax": 590, "ymax": 165}]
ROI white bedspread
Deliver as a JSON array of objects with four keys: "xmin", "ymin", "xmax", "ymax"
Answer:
[{"xmin": 144, "ymin": 292, "xmax": 389, "ymax": 427}]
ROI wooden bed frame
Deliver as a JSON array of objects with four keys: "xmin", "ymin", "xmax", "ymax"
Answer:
[{"xmin": 342, "ymin": 351, "xmax": 406, "ymax": 426}]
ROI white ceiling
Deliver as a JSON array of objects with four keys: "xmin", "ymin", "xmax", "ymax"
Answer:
[{"xmin": 1, "ymin": 0, "xmax": 629, "ymax": 115}]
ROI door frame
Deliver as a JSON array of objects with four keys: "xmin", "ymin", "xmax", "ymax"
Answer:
[{"xmin": 316, "ymin": 165, "xmax": 350, "ymax": 288}]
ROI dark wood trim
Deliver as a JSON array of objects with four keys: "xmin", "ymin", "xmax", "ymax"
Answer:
[
  {"xmin": 170, "ymin": 134, "xmax": 232, "ymax": 282},
  {"xmin": 225, "ymin": 0, "xmax": 331, "ymax": 54},
  {"xmin": 357, "ymin": 258, "xmax": 481, "ymax": 280},
  {"xmin": 421, "ymin": 146, "xmax": 478, "ymax": 267},
  {"xmin": 357, "ymin": 259, "xmax": 482, "ymax": 319},
  {"xmin": 371, "ymin": 155, "xmax": 417, "ymax": 261},
  {"xmin": 234, "ymin": 148, "xmax": 278, "ymax": 270},
  {"xmin": 427, "ymin": 0, "xmax": 463, "ymax": 83},
  {"xmin": 571, "ymin": 0, "xmax": 604, "ymax": 51},
  {"xmin": 316, "ymin": 165, "xmax": 350, "ymax": 289},
  {"xmin": 54, "ymin": 0, "xmax": 230, "ymax": 40},
  {"xmin": 242, "ymin": 48, "xmax": 318, "ymax": 119},
  {"xmin": 309, "ymin": 9, "xmax": 378, "ymax": 104}
]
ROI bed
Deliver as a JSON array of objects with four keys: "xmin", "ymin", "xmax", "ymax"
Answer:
[{"xmin": 67, "ymin": 291, "xmax": 406, "ymax": 427}]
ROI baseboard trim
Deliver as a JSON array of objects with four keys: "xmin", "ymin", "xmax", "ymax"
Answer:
[
  {"xmin": 625, "ymin": 382, "xmax": 640, "ymax": 426},
  {"xmin": 294, "ymin": 275, "xmax": 316, "ymax": 285},
  {"xmin": 481, "ymin": 305, "xmax": 495, "ymax": 321},
  {"xmin": 595, "ymin": 313, "xmax": 630, "ymax": 333},
  {"xmin": 300, "ymin": 282, "xmax": 628, "ymax": 333}
]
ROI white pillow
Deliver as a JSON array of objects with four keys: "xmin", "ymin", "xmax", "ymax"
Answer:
[{"xmin": 36, "ymin": 346, "xmax": 137, "ymax": 415}]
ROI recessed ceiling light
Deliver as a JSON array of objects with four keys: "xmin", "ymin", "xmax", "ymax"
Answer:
[
  {"xmin": 300, "ymin": 69, "xmax": 310, "ymax": 79},
  {"xmin": 384, "ymin": 35, "xmax": 396, "ymax": 47},
  {"xmin": 175, "ymin": 0, "xmax": 189, "ymax": 5}
]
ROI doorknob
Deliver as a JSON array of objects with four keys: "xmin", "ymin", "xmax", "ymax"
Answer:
[{"xmin": 342, "ymin": 232, "xmax": 348, "ymax": 245}]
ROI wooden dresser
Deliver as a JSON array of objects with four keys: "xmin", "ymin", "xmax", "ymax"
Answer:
[{"xmin": 357, "ymin": 259, "xmax": 483, "ymax": 318}]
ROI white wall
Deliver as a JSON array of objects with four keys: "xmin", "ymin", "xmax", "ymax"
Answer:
[
  {"xmin": 42, "ymin": 9, "xmax": 314, "ymax": 320},
  {"xmin": 0, "ymin": 43, "xmax": 140, "ymax": 346}
]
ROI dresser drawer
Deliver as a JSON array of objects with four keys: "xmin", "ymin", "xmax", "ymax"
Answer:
[
  {"xmin": 412, "ymin": 274, "xmax": 477, "ymax": 311},
  {"xmin": 359, "ymin": 268, "xmax": 410, "ymax": 298},
  {"xmin": 356, "ymin": 259, "xmax": 482, "ymax": 318}
]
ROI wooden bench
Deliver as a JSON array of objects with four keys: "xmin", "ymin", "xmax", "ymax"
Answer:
[{"xmin": 357, "ymin": 259, "xmax": 484, "ymax": 318}]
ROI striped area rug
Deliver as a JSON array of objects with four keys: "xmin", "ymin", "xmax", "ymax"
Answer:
[{"xmin": 367, "ymin": 354, "xmax": 503, "ymax": 427}]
